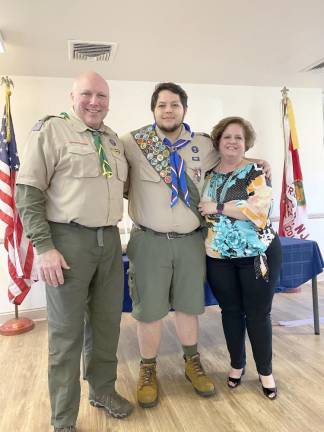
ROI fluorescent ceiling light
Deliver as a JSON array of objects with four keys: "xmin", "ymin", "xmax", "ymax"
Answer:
[{"xmin": 0, "ymin": 32, "xmax": 5, "ymax": 53}]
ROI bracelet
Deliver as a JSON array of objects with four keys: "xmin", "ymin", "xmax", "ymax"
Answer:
[{"xmin": 216, "ymin": 203, "xmax": 224, "ymax": 214}]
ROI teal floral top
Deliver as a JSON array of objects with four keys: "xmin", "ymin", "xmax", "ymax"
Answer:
[{"xmin": 202, "ymin": 163, "xmax": 276, "ymax": 278}]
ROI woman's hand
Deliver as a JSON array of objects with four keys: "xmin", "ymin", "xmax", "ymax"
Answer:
[{"xmin": 198, "ymin": 200, "xmax": 216, "ymax": 216}]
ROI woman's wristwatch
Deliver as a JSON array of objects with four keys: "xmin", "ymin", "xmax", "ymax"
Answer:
[{"xmin": 216, "ymin": 203, "xmax": 224, "ymax": 214}]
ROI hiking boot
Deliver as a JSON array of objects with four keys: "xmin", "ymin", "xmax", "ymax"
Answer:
[
  {"xmin": 184, "ymin": 353, "xmax": 216, "ymax": 397},
  {"xmin": 137, "ymin": 361, "xmax": 158, "ymax": 408},
  {"xmin": 89, "ymin": 390, "xmax": 133, "ymax": 418},
  {"xmin": 54, "ymin": 427, "xmax": 76, "ymax": 432}
]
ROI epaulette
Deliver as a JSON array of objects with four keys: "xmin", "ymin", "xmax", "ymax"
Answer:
[
  {"xmin": 196, "ymin": 132, "xmax": 211, "ymax": 138},
  {"xmin": 31, "ymin": 114, "xmax": 67, "ymax": 132}
]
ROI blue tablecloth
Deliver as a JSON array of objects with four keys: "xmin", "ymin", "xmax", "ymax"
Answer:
[
  {"xmin": 276, "ymin": 237, "xmax": 324, "ymax": 290},
  {"xmin": 122, "ymin": 237, "xmax": 324, "ymax": 312}
]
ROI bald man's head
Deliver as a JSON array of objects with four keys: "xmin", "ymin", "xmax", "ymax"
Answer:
[{"xmin": 71, "ymin": 71, "xmax": 109, "ymax": 129}]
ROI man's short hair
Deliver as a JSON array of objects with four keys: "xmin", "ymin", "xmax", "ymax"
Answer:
[{"xmin": 151, "ymin": 82, "xmax": 188, "ymax": 111}]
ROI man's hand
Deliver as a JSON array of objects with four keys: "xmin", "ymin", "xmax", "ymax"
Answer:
[
  {"xmin": 37, "ymin": 249, "xmax": 70, "ymax": 287},
  {"xmin": 257, "ymin": 159, "xmax": 272, "ymax": 180}
]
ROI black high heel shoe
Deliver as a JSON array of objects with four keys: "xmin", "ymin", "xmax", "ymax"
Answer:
[
  {"xmin": 227, "ymin": 368, "xmax": 245, "ymax": 389},
  {"xmin": 259, "ymin": 376, "xmax": 277, "ymax": 400}
]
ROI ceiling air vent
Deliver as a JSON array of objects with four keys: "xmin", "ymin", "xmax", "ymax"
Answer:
[
  {"xmin": 68, "ymin": 40, "xmax": 118, "ymax": 62},
  {"xmin": 303, "ymin": 57, "xmax": 324, "ymax": 73}
]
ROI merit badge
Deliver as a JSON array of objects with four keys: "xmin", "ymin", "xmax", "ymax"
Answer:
[
  {"xmin": 157, "ymin": 154, "xmax": 164, "ymax": 162},
  {"xmin": 193, "ymin": 168, "xmax": 201, "ymax": 183},
  {"xmin": 151, "ymin": 158, "xmax": 158, "ymax": 166},
  {"xmin": 164, "ymin": 175, "xmax": 172, "ymax": 184},
  {"xmin": 109, "ymin": 139, "xmax": 117, "ymax": 146},
  {"xmin": 147, "ymin": 152, "xmax": 154, "ymax": 160},
  {"xmin": 156, "ymin": 164, "xmax": 162, "ymax": 172},
  {"xmin": 191, "ymin": 146, "xmax": 199, "ymax": 153},
  {"xmin": 160, "ymin": 170, "xmax": 166, "ymax": 177}
]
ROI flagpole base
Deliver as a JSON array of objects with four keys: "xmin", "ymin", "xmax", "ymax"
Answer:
[{"xmin": 0, "ymin": 317, "xmax": 35, "ymax": 336}]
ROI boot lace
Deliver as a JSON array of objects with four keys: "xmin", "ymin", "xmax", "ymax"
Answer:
[
  {"xmin": 190, "ymin": 355, "xmax": 206, "ymax": 376},
  {"xmin": 141, "ymin": 364, "xmax": 155, "ymax": 386}
]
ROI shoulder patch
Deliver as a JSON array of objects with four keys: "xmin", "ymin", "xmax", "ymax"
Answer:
[
  {"xmin": 196, "ymin": 132, "xmax": 211, "ymax": 138},
  {"xmin": 32, "ymin": 120, "xmax": 45, "ymax": 131},
  {"xmin": 31, "ymin": 115, "xmax": 66, "ymax": 132}
]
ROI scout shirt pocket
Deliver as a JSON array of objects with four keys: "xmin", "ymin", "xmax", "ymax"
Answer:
[
  {"xmin": 139, "ymin": 160, "xmax": 161, "ymax": 182},
  {"xmin": 68, "ymin": 143, "xmax": 100, "ymax": 178},
  {"xmin": 110, "ymin": 151, "xmax": 128, "ymax": 182}
]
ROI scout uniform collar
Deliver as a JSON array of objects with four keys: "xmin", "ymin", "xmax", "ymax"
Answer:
[
  {"xmin": 65, "ymin": 110, "xmax": 110, "ymax": 135},
  {"xmin": 131, "ymin": 123, "xmax": 194, "ymax": 207},
  {"xmin": 154, "ymin": 122, "xmax": 194, "ymax": 143},
  {"xmin": 62, "ymin": 111, "xmax": 113, "ymax": 178}
]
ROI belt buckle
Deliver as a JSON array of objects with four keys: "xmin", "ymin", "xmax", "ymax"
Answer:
[{"xmin": 166, "ymin": 232, "xmax": 179, "ymax": 240}]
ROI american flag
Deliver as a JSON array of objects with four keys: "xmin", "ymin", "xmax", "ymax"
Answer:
[{"xmin": 0, "ymin": 88, "xmax": 36, "ymax": 305}]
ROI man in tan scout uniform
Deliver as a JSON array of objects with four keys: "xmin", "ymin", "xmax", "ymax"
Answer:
[
  {"xmin": 15, "ymin": 71, "xmax": 133, "ymax": 432},
  {"xmin": 121, "ymin": 82, "xmax": 218, "ymax": 408}
]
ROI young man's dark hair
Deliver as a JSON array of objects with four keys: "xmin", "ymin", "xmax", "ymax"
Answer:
[{"xmin": 151, "ymin": 82, "xmax": 188, "ymax": 111}]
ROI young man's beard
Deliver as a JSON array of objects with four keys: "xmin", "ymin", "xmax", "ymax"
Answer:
[
  {"xmin": 155, "ymin": 116, "xmax": 185, "ymax": 134},
  {"xmin": 158, "ymin": 124, "xmax": 181, "ymax": 133}
]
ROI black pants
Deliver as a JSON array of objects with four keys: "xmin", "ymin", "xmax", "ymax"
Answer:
[{"xmin": 206, "ymin": 235, "xmax": 282, "ymax": 375}]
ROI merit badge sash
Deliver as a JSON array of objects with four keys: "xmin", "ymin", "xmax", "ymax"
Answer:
[{"xmin": 131, "ymin": 125, "xmax": 205, "ymax": 227}]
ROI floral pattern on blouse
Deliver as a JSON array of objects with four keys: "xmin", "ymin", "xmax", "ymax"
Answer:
[{"xmin": 203, "ymin": 163, "xmax": 275, "ymax": 259}]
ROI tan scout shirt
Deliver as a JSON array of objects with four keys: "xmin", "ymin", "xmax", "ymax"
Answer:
[
  {"xmin": 121, "ymin": 125, "xmax": 218, "ymax": 233},
  {"xmin": 17, "ymin": 111, "xmax": 128, "ymax": 227}
]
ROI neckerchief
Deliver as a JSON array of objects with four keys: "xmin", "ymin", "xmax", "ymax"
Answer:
[
  {"xmin": 162, "ymin": 123, "xmax": 194, "ymax": 207},
  {"xmin": 60, "ymin": 112, "xmax": 112, "ymax": 177}
]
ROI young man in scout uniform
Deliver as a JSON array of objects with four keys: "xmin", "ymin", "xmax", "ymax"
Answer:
[
  {"xmin": 15, "ymin": 71, "xmax": 133, "ymax": 432},
  {"xmin": 121, "ymin": 82, "xmax": 218, "ymax": 408}
]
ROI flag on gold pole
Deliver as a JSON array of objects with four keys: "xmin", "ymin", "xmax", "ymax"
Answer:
[
  {"xmin": 0, "ymin": 77, "xmax": 37, "ymax": 305},
  {"xmin": 278, "ymin": 87, "xmax": 310, "ymax": 239}
]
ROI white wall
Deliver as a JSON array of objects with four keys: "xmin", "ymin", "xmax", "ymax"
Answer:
[{"xmin": 0, "ymin": 76, "xmax": 323, "ymax": 315}]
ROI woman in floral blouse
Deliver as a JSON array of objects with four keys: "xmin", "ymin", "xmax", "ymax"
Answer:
[{"xmin": 198, "ymin": 117, "xmax": 282, "ymax": 400}]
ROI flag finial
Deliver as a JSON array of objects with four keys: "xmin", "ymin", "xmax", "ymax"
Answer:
[
  {"xmin": 281, "ymin": 86, "xmax": 289, "ymax": 99},
  {"xmin": 1, "ymin": 76, "xmax": 14, "ymax": 89}
]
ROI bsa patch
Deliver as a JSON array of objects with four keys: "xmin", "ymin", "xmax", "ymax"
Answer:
[
  {"xmin": 109, "ymin": 138, "xmax": 117, "ymax": 146},
  {"xmin": 191, "ymin": 146, "xmax": 199, "ymax": 153}
]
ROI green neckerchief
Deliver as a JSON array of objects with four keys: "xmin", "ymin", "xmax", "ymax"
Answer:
[{"xmin": 60, "ymin": 112, "xmax": 113, "ymax": 178}]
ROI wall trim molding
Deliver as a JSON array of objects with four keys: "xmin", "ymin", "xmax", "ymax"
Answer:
[{"xmin": 0, "ymin": 307, "xmax": 47, "ymax": 325}]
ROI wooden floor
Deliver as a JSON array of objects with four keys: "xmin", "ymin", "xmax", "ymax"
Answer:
[{"xmin": 0, "ymin": 283, "xmax": 324, "ymax": 432}]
